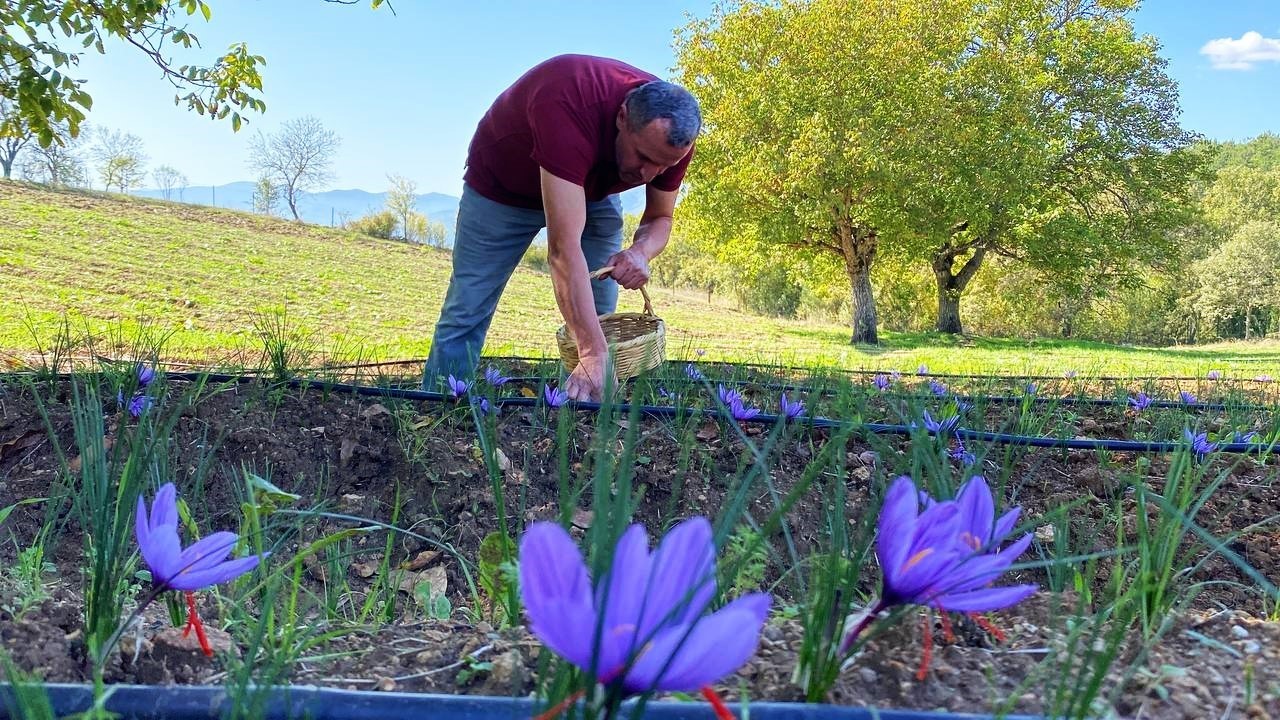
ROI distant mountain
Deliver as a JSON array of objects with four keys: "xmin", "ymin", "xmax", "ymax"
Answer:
[{"xmin": 131, "ymin": 183, "xmax": 649, "ymax": 247}]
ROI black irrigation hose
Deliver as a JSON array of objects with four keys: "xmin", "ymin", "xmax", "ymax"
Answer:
[
  {"xmin": 474, "ymin": 375, "xmax": 1280, "ymax": 413},
  {"xmin": 476, "ymin": 354, "xmax": 1280, "ymax": 384},
  {"xmin": 156, "ymin": 371, "xmax": 1275, "ymax": 456}
]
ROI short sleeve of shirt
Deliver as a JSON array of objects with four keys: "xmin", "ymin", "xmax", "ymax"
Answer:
[
  {"xmin": 528, "ymin": 99, "xmax": 597, "ymax": 187},
  {"xmin": 650, "ymin": 144, "xmax": 694, "ymax": 193}
]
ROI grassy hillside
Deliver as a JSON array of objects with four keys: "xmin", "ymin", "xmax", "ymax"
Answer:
[{"xmin": 2, "ymin": 180, "xmax": 1278, "ymax": 376}]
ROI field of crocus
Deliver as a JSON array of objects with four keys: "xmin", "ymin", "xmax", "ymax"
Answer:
[{"xmin": 1, "ymin": 352, "xmax": 1279, "ymax": 719}]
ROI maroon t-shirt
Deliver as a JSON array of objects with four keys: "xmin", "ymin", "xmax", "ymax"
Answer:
[{"xmin": 463, "ymin": 54, "xmax": 693, "ymax": 210}]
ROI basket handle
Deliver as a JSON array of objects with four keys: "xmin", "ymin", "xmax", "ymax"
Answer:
[{"xmin": 590, "ymin": 265, "xmax": 654, "ymax": 316}]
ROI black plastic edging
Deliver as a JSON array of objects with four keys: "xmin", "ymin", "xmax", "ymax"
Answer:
[{"xmin": 0, "ymin": 683, "xmax": 1039, "ymax": 720}]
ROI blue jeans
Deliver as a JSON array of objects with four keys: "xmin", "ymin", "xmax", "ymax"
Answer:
[{"xmin": 423, "ymin": 184, "xmax": 624, "ymax": 388}]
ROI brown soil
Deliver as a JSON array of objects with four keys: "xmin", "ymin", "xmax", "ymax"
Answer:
[{"xmin": 0, "ymin": 377, "xmax": 1277, "ymax": 718}]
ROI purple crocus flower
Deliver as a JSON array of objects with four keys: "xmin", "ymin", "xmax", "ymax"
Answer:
[
  {"xmin": 949, "ymin": 439, "xmax": 976, "ymax": 467},
  {"xmin": 136, "ymin": 483, "xmax": 265, "ymax": 592},
  {"xmin": 890, "ymin": 370, "xmax": 902, "ymax": 382},
  {"xmin": 717, "ymin": 384, "xmax": 741, "ymax": 407},
  {"xmin": 779, "ymin": 393, "xmax": 805, "ymax": 420},
  {"xmin": 544, "ymin": 384, "xmax": 569, "ymax": 408},
  {"xmin": 918, "ymin": 410, "xmax": 959, "ymax": 435},
  {"xmin": 873, "ymin": 374, "xmax": 891, "ymax": 391},
  {"xmin": 128, "ymin": 394, "xmax": 153, "ymax": 418},
  {"xmin": 1256, "ymin": 374, "xmax": 1274, "ymax": 383},
  {"xmin": 446, "ymin": 374, "xmax": 470, "ymax": 398},
  {"xmin": 695, "ymin": 349, "xmax": 706, "ymax": 357},
  {"xmin": 484, "ymin": 367, "xmax": 510, "ymax": 386},
  {"xmin": 1063, "ymin": 370, "xmax": 1078, "ymax": 379},
  {"xmin": 137, "ymin": 365, "xmax": 156, "ymax": 387},
  {"xmin": 471, "ymin": 396, "xmax": 498, "ymax": 416},
  {"xmin": 729, "ymin": 398, "xmax": 760, "ymax": 422},
  {"xmin": 518, "ymin": 518, "xmax": 771, "ymax": 695},
  {"xmin": 685, "ymin": 364, "xmax": 705, "ymax": 381},
  {"xmin": 1183, "ymin": 429, "xmax": 1218, "ymax": 460},
  {"xmin": 1207, "ymin": 370, "xmax": 1222, "ymax": 380},
  {"xmin": 917, "ymin": 364, "xmax": 929, "ymax": 376},
  {"xmin": 1024, "ymin": 382, "xmax": 1037, "ymax": 396},
  {"xmin": 1233, "ymin": 430, "xmax": 1258, "ymax": 444},
  {"xmin": 1179, "ymin": 391, "xmax": 1196, "ymax": 405},
  {"xmin": 1128, "ymin": 392, "xmax": 1152, "ymax": 412},
  {"xmin": 928, "ymin": 380, "xmax": 948, "ymax": 397},
  {"xmin": 876, "ymin": 475, "xmax": 1035, "ymax": 612}
]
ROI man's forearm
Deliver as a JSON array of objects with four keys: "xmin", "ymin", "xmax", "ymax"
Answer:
[
  {"xmin": 630, "ymin": 216, "xmax": 673, "ymax": 260},
  {"xmin": 548, "ymin": 234, "xmax": 607, "ymax": 357}
]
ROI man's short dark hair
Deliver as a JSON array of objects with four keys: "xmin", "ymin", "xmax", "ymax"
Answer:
[{"xmin": 624, "ymin": 81, "xmax": 701, "ymax": 147}]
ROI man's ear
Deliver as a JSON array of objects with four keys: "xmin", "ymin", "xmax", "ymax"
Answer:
[{"xmin": 616, "ymin": 104, "xmax": 628, "ymax": 131}]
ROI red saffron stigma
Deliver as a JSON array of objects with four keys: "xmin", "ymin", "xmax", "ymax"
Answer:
[
  {"xmin": 701, "ymin": 686, "xmax": 736, "ymax": 720},
  {"xmin": 969, "ymin": 612, "xmax": 1007, "ymax": 643},
  {"xmin": 915, "ymin": 611, "xmax": 933, "ymax": 681},
  {"xmin": 937, "ymin": 607, "xmax": 955, "ymax": 644},
  {"xmin": 532, "ymin": 689, "xmax": 585, "ymax": 720},
  {"xmin": 182, "ymin": 591, "xmax": 214, "ymax": 657}
]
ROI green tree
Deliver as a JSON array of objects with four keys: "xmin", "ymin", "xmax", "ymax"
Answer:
[
  {"xmin": 251, "ymin": 175, "xmax": 281, "ymax": 215},
  {"xmin": 677, "ymin": 0, "xmax": 990, "ymax": 343},
  {"xmin": 1194, "ymin": 221, "xmax": 1280, "ymax": 339},
  {"xmin": 0, "ymin": 1, "xmax": 389, "ymax": 147},
  {"xmin": 90, "ymin": 127, "xmax": 147, "ymax": 192},
  {"xmin": 385, "ymin": 174, "xmax": 418, "ymax": 241},
  {"xmin": 920, "ymin": 0, "xmax": 1200, "ymax": 334}
]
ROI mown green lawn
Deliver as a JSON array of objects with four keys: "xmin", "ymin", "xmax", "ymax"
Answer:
[{"xmin": 2, "ymin": 180, "xmax": 1277, "ymax": 376}]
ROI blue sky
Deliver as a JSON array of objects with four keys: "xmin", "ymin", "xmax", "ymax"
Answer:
[{"xmin": 70, "ymin": 0, "xmax": 1280, "ymax": 196}]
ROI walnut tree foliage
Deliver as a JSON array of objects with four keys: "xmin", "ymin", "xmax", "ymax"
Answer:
[
  {"xmin": 0, "ymin": 0, "xmax": 388, "ymax": 147},
  {"xmin": 675, "ymin": 0, "xmax": 1203, "ymax": 342}
]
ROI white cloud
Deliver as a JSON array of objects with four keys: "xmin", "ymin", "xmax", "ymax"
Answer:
[{"xmin": 1200, "ymin": 31, "xmax": 1280, "ymax": 70}]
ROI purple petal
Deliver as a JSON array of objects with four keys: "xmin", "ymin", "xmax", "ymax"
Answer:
[
  {"xmin": 956, "ymin": 476, "xmax": 993, "ymax": 545},
  {"xmin": 139, "ymin": 525, "xmax": 183, "ymax": 584},
  {"xmin": 992, "ymin": 507, "xmax": 1020, "ymax": 544},
  {"xmin": 175, "ymin": 532, "xmax": 239, "ymax": 574},
  {"xmin": 936, "ymin": 533, "xmax": 1034, "ymax": 596},
  {"xmin": 876, "ymin": 477, "xmax": 919, "ymax": 575},
  {"xmin": 929, "ymin": 584, "xmax": 1037, "ymax": 612},
  {"xmin": 597, "ymin": 524, "xmax": 653, "ymax": 675},
  {"xmin": 622, "ymin": 593, "xmax": 771, "ymax": 693},
  {"xmin": 168, "ymin": 553, "xmax": 264, "ymax": 591},
  {"xmin": 519, "ymin": 522, "xmax": 598, "ymax": 670},
  {"xmin": 149, "ymin": 483, "xmax": 179, "ymax": 532},
  {"xmin": 638, "ymin": 517, "xmax": 716, "ymax": 638}
]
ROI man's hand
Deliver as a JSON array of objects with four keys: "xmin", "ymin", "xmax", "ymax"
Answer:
[
  {"xmin": 564, "ymin": 354, "xmax": 615, "ymax": 402},
  {"xmin": 606, "ymin": 247, "xmax": 650, "ymax": 290}
]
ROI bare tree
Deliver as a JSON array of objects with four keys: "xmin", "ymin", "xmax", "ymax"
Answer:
[
  {"xmin": 90, "ymin": 128, "xmax": 148, "ymax": 192},
  {"xmin": 385, "ymin": 173, "xmax": 418, "ymax": 240},
  {"xmin": 152, "ymin": 165, "xmax": 187, "ymax": 200},
  {"xmin": 20, "ymin": 122, "xmax": 87, "ymax": 186},
  {"xmin": 248, "ymin": 116, "xmax": 340, "ymax": 220},
  {"xmin": 0, "ymin": 98, "xmax": 35, "ymax": 179}
]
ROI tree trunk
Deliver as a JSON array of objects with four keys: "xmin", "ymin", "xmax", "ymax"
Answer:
[
  {"xmin": 0, "ymin": 156, "xmax": 11, "ymax": 178},
  {"xmin": 932, "ymin": 245, "xmax": 987, "ymax": 334},
  {"xmin": 838, "ymin": 223, "xmax": 879, "ymax": 344}
]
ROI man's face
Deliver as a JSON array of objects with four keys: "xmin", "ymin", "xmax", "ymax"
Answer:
[{"xmin": 615, "ymin": 107, "xmax": 692, "ymax": 186}]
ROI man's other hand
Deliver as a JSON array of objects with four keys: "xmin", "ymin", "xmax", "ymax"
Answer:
[{"xmin": 605, "ymin": 248, "xmax": 650, "ymax": 290}]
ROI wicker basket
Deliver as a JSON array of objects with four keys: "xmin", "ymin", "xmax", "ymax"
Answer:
[{"xmin": 557, "ymin": 266, "xmax": 666, "ymax": 380}]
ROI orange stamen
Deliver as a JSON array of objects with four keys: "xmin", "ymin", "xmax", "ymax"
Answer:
[
  {"xmin": 182, "ymin": 591, "xmax": 213, "ymax": 657},
  {"xmin": 533, "ymin": 689, "xmax": 585, "ymax": 720},
  {"xmin": 915, "ymin": 610, "xmax": 933, "ymax": 681},
  {"xmin": 701, "ymin": 686, "xmax": 736, "ymax": 720},
  {"xmin": 902, "ymin": 547, "xmax": 934, "ymax": 572},
  {"xmin": 969, "ymin": 613, "xmax": 1007, "ymax": 643}
]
